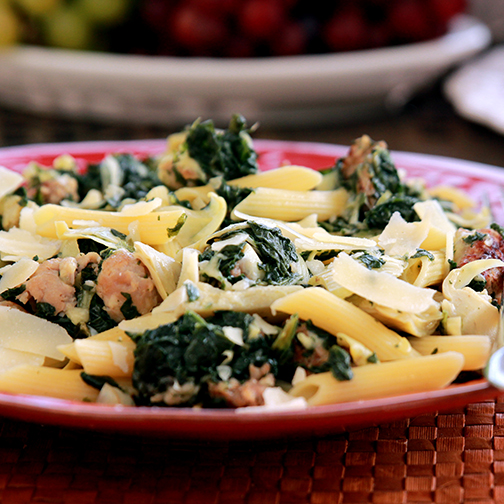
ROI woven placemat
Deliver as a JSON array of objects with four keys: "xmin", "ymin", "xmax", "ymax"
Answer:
[{"xmin": 0, "ymin": 397, "xmax": 503, "ymax": 504}]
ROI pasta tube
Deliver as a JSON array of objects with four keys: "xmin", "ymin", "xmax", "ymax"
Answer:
[
  {"xmin": 228, "ymin": 165, "xmax": 323, "ymax": 191},
  {"xmin": 271, "ymin": 287, "xmax": 417, "ymax": 361},
  {"xmin": 233, "ymin": 188, "xmax": 348, "ymax": 222},
  {"xmin": 33, "ymin": 204, "xmax": 186, "ymax": 245},
  {"xmin": 290, "ymin": 351, "xmax": 464, "ymax": 406},
  {"xmin": 409, "ymin": 335, "xmax": 492, "ymax": 371},
  {"xmin": 0, "ymin": 367, "xmax": 99, "ymax": 402}
]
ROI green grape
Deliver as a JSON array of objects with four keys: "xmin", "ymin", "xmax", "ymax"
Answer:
[
  {"xmin": 77, "ymin": 0, "xmax": 132, "ymax": 25},
  {"xmin": 0, "ymin": 2, "xmax": 19, "ymax": 46},
  {"xmin": 42, "ymin": 6, "xmax": 94, "ymax": 50},
  {"xmin": 13, "ymin": 0, "xmax": 62, "ymax": 16}
]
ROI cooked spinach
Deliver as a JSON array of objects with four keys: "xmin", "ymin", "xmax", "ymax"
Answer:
[
  {"xmin": 326, "ymin": 346, "xmax": 354, "ymax": 381},
  {"xmin": 130, "ymin": 311, "xmax": 241, "ymax": 405},
  {"xmin": 80, "ymin": 372, "xmax": 124, "ymax": 392},
  {"xmin": 184, "ymin": 281, "xmax": 200, "ymax": 302},
  {"xmin": 88, "ymin": 295, "xmax": 116, "ymax": 333},
  {"xmin": 185, "ymin": 114, "xmax": 258, "ymax": 183},
  {"xmin": 214, "ymin": 179, "xmax": 253, "ymax": 226},
  {"xmin": 411, "ymin": 249, "xmax": 435, "ymax": 261},
  {"xmin": 0, "ymin": 284, "xmax": 26, "ymax": 303},
  {"xmin": 76, "ymin": 153, "xmax": 161, "ymax": 207},
  {"xmin": 356, "ymin": 252, "xmax": 385, "ymax": 269},
  {"xmin": 320, "ymin": 136, "xmax": 422, "ymax": 232},
  {"xmin": 129, "ymin": 308, "xmax": 357, "ymax": 407},
  {"xmin": 200, "ymin": 222, "xmax": 302, "ymax": 289},
  {"xmin": 468, "ymin": 274, "xmax": 487, "ymax": 292},
  {"xmin": 364, "ymin": 195, "xmax": 420, "ymax": 230},
  {"xmin": 491, "ymin": 223, "xmax": 504, "ymax": 239},
  {"xmin": 120, "ymin": 292, "xmax": 141, "ymax": 320}
]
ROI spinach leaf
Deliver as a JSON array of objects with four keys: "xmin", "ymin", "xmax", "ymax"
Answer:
[
  {"xmin": 310, "ymin": 345, "xmax": 353, "ymax": 381},
  {"xmin": 80, "ymin": 372, "xmax": 124, "ymax": 392},
  {"xmin": 246, "ymin": 221, "xmax": 300, "ymax": 285},
  {"xmin": 120, "ymin": 292, "xmax": 141, "ymax": 320},
  {"xmin": 130, "ymin": 311, "xmax": 239, "ymax": 405},
  {"xmin": 88, "ymin": 294, "xmax": 116, "ymax": 333},
  {"xmin": 76, "ymin": 153, "xmax": 161, "ymax": 207},
  {"xmin": 185, "ymin": 114, "xmax": 258, "ymax": 182},
  {"xmin": 356, "ymin": 252, "xmax": 385, "ymax": 269},
  {"xmin": 364, "ymin": 195, "xmax": 420, "ymax": 230},
  {"xmin": 0, "ymin": 284, "xmax": 26, "ymax": 303},
  {"xmin": 200, "ymin": 222, "xmax": 302, "ymax": 289}
]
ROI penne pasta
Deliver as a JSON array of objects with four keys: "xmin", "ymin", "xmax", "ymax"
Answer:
[
  {"xmin": 233, "ymin": 187, "xmax": 348, "ymax": 222},
  {"xmin": 0, "ymin": 366, "xmax": 99, "ymax": 402},
  {"xmin": 408, "ymin": 335, "xmax": 492, "ymax": 371},
  {"xmin": 271, "ymin": 287, "xmax": 417, "ymax": 361},
  {"xmin": 289, "ymin": 352, "xmax": 465, "ymax": 406},
  {"xmin": 34, "ymin": 204, "xmax": 186, "ymax": 245},
  {"xmin": 228, "ymin": 165, "xmax": 323, "ymax": 191}
]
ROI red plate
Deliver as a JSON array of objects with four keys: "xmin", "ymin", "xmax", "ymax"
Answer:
[{"xmin": 0, "ymin": 139, "xmax": 502, "ymax": 440}]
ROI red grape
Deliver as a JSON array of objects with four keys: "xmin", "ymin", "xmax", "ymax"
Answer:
[
  {"xmin": 427, "ymin": 0, "xmax": 466, "ymax": 24},
  {"xmin": 171, "ymin": 4, "xmax": 228, "ymax": 53},
  {"xmin": 239, "ymin": 0, "xmax": 286, "ymax": 41},
  {"xmin": 323, "ymin": 7, "xmax": 369, "ymax": 52},
  {"xmin": 388, "ymin": 0, "xmax": 433, "ymax": 41},
  {"xmin": 271, "ymin": 20, "xmax": 308, "ymax": 56}
]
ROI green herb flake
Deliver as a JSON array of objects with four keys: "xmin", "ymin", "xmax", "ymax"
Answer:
[
  {"xmin": 463, "ymin": 231, "xmax": 487, "ymax": 245},
  {"xmin": 411, "ymin": 249, "xmax": 435, "ymax": 261},
  {"xmin": 185, "ymin": 282, "xmax": 200, "ymax": 302},
  {"xmin": 167, "ymin": 214, "xmax": 187, "ymax": 238}
]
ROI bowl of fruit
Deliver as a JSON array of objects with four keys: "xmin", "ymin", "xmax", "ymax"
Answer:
[{"xmin": 0, "ymin": 0, "xmax": 491, "ymax": 126}]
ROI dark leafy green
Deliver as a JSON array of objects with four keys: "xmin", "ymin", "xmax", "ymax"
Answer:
[
  {"xmin": 364, "ymin": 195, "xmax": 420, "ymax": 230},
  {"xmin": 76, "ymin": 153, "xmax": 161, "ymax": 207},
  {"xmin": 185, "ymin": 114, "xmax": 258, "ymax": 183},
  {"xmin": 319, "ymin": 136, "xmax": 422, "ymax": 233},
  {"xmin": 127, "ymin": 308, "xmax": 358, "ymax": 407},
  {"xmin": 88, "ymin": 295, "xmax": 116, "ymax": 334},
  {"xmin": 200, "ymin": 221, "xmax": 302, "ymax": 288},
  {"xmin": 411, "ymin": 249, "xmax": 435, "ymax": 261},
  {"xmin": 120, "ymin": 292, "xmax": 141, "ymax": 320},
  {"xmin": 80, "ymin": 372, "xmax": 124, "ymax": 392},
  {"xmin": 462, "ymin": 231, "xmax": 487, "ymax": 245}
]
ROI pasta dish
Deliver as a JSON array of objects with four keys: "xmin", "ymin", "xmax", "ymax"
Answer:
[{"xmin": 0, "ymin": 114, "xmax": 499, "ymax": 411}]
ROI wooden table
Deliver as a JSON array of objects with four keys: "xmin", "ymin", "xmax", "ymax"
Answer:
[{"xmin": 0, "ymin": 83, "xmax": 503, "ymax": 504}]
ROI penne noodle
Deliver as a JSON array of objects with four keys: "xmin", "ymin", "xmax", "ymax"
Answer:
[
  {"xmin": 290, "ymin": 352, "xmax": 465, "ymax": 406},
  {"xmin": 0, "ymin": 366, "xmax": 99, "ymax": 402},
  {"xmin": 34, "ymin": 204, "xmax": 186, "ymax": 245},
  {"xmin": 228, "ymin": 165, "xmax": 323, "ymax": 191},
  {"xmin": 408, "ymin": 335, "xmax": 492, "ymax": 371},
  {"xmin": 74, "ymin": 339, "xmax": 135, "ymax": 377},
  {"xmin": 233, "ymin": 188, "xmax": 348, "ymax": 222},
  {"xmin": 271, "ymin": 287, "xmax": 417, "ymax": 361}
]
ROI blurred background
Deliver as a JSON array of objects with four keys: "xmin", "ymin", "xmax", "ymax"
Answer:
[{"xmin": 0, "ymin": 0, "xmax": 503, "ymax": 166}]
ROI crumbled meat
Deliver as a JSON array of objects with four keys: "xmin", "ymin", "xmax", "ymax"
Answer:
[
  {"xmin": 96, "ymin": 249, "xmax": 161, "ymax": 322},
  {"xmin": 208, "ymin": 363, "xmax": 275, "ymax": 407},
  {"xmin": 293, "ymin": 341, "xmax": 329, "ymax": 370},
  {"xmin": 339, "ymin": 135, "xmax": 388, "ymax": 207},
  {"xmin": 24, "ymin": 258, "xmax": 77, "ymax": 315},
  {"xmin": 76, "ymin": 252, "xmax": 101, "ymax": 272},
  {"xmin": 454, "ymin": 227, "xmax": 504, "ymax": 302},
  {"xmin": 27, "ymin": 174, "xmax": 79, "ymax": 205}
]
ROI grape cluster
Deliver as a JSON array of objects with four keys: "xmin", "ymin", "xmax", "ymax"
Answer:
[{"xmin": 2, "ymin": 0, "xmax": 466, "ymax": 57}]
